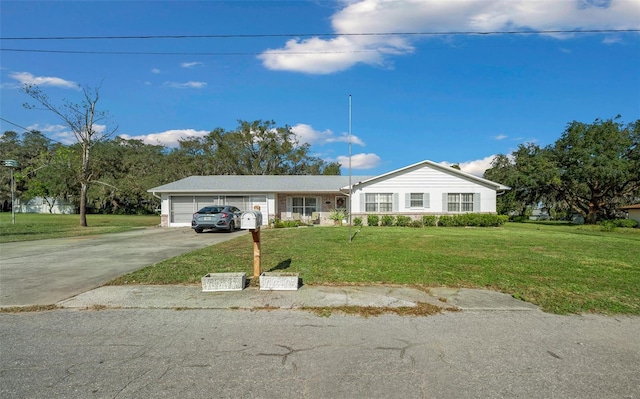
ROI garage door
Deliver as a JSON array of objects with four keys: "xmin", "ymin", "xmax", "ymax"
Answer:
[
  {"xmin": 170, "ymin": 196, "xmax": 194, "ymax": 224},
  {"xmin": 170, "ymin": 195, "xmax": 268, "ymax": 225}
]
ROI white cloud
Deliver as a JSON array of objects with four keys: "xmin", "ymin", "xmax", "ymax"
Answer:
[
  {"xmin": 119, "ymin": 129, "xmax": 209, "ymax": 147},
  {"xmin": 440, "ymin": 155, "xmax": 498, "ymax": 177},
  {"xmin": 26, "ymin": 123, "xmax": 107, "ymax": 145},
  {"xmin": 162, "ymin": 81, "xmax": 207, "ymax": 89},
  {"xmin": 151, "ymin": 68, "xmax": 161, "ymax": 74},
  {"xmin": 494, "ymin": 134, "xmax": 507, "ymax": 140},
  {"xmin": 336, "ymin": 153, "xmax": 382, "ymax": 169},
  {"xmin": 259, "ymin": 0, "xmax": 640, "ymax": 74},
  {"xmin": 291, "ymin": 123, "xmax": 365, "ymax": 146},
  {"xmin": 181, "ymin": 62, "xmax": 204, "ymax": 68},
  {"xmin": 10, "ymin": 72, "xmax": 79, "ymax": 89}
]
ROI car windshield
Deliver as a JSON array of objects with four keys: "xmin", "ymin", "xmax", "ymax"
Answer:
[{"xmin": 198, "ymin": 207, "xmax": 224, "ymax": 214}]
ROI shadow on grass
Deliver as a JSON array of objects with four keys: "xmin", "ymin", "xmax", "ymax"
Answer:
[{"xmin": 268, "ymin": 258, "xmax": 292, "ymax": 272}]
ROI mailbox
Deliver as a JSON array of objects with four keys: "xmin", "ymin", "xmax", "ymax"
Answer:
[{"xmin": 241, "ymin": 210, "xmax": 263, "ymax": 230}]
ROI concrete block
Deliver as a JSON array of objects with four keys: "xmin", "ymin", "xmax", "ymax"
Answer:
[
  {"xmin": 259, "ymin": 272, "xmax": 300, "ymax": 291},
  {"xmin": 201, "ymin": 272, "xmax": 246, "ymax": 292}
]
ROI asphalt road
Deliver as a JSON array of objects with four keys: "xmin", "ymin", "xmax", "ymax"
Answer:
[
  {"xmin": 1, "ymin": 308, "xmax": 639, "ymax": 399},
  {"xmin": 0, "ymin": 227, "xmax": 246, "ymax": 307}
]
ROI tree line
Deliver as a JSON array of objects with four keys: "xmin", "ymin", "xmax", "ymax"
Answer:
[
  {"xmin": 0, "ymin": 120, "xmax": 341, "ymax": 216},
  {"xmin": 2, "ymin": 83, "xmax": 638, "ymax": 224},
  {"xmin": 483, "ymin": 117, "xmax": 639, "ymax": 223}
]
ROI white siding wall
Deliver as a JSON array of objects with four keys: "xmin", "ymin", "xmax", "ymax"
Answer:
[{"xmin": 351, "ymin": 164, "xmax": 497, "ymax": 214}]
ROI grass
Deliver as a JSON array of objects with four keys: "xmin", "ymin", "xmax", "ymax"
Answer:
[
  {"xmin": 0, "ymin": 213, "xmax": 160, "ymax": 243},
  {"xmin": 108, "ymin": 222, "xmax": 640, "ymax": 315}
]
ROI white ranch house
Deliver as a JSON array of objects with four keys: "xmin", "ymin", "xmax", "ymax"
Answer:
[{"xmin": 149, "ymin": 160, "xmax": 510, "ymax": 227}]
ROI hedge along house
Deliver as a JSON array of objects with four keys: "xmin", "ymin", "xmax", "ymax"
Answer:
[
  {"xmin": 345, "ymin": 160, "xmax": 510, "ymax": 223},
  {"xmin": 148, "ymin": 159, "xmax": 509, "ymax": 227}
]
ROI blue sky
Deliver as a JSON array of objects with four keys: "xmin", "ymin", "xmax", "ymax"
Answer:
[{"xmin": 1, "ymin": 0, "xmax": 639, "ymax": 177}]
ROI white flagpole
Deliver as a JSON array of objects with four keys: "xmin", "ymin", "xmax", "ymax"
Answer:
[{"xmin": 349, "ymin": 95, "xmax": 353, "ymax": 242}]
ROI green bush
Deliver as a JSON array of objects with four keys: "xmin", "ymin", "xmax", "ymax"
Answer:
[
  {"xmin": 353, "ymin": 217, "xmax": 363, "ymax": 227},
  {"xmin": 396, "ymin": 215, "xmax": 412, "ymax": 227},
  {"xmin": 381, "ymin": 215, "xmax": 395, "ymax": 226},
  {"xmin": 410, "ymin": 219, "xmax": 424, "ymax": 228},
  {"xmin": 367, "ymin": 214, "xmax": 379, "ymax": 226},
  {"xmin": 436, "ymin": 214, "xmax": 507, "ymax": 227},
  {"xmin": 422, "ymin": 215, "xmax": 438, "ymax": 227},
  {"xmin": 437, "ymin": 215, "xmax": 459, "ymax": 227},
  {"xmin": 598, "ymin": 219, "xmax": 638, "ymax": 229},
  {"xmin": 274, "ymin": 220, "xmax": 301, "ymax": 228},
  {"xmin": 328, "ymin": 208, "xmax": 348, "ymax": 226},
  {"xmin": 612, "ymin": 219, "xmax": 638, "ymax": 228}
]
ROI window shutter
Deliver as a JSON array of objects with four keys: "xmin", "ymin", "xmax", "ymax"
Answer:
[
  {"xmin": 424, "ymin": 193, "xmax": 430, "ymax": 208},
  {"xmin": 474, "ymin": 193, "xmax": 481, "ymax": 212},
  {"xmin": 393, "ymin": 193, "xmax": 399, "ymax": 212},
  {"xmin": 360, "ymin": 193, "xmax": 365, "ymax": 212},
  {"xmin": 405, "ymin": 193, "xmax": 411, "ymax": 209},
  {"xmin": 442, "ymin": 193, "xmax": 448, "ymax": 212}
]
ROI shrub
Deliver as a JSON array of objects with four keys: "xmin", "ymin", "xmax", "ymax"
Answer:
[
  {"xmin": 381, "ymin": 215, "xmax": 395, "ymax": 226},
  {"xmin": 353, "ymin": 217, "xmax": 363, "ymax": 227},
  {"xmin": 274, "ymin": 220, "xmax": 301, "ymax": 228},
  {"xmin": 437, "ymin": 214, "xmax": 507, "ymax": 227},
  {"xmin": 599, "ymin": 221, "xmax": 617, "ymax": 232},
  {"xmin": 611, "ymin": 219, "xmax": 638, "ymax": 228},
  {"xmin": 598, "ymin": 219, "xmax": 638, "ymax": 230},
  {"xmin": 410, "ymin": 219, "xmax": 424, "ymax": 228},
  {"xmin": 422, "ymin": 215, "xmax": 438, "ymax": 227},
  {"xmin": 437, "ymin": 215, "xmax": 459, "ymax": 227},
  {"xmin": 367, "ymin": 214, "xmax": 379, "ymax": 227},
  {"xmin": 328, "ymin": 208, "xmax": 348, "ymax": 226},
  {"xmin": 396, "ymin": 215, "xmax": 412, "ymax": 227}
]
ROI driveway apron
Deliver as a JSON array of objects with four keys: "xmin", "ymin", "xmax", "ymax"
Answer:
[{"xmin": 0, "ymin": 227, "xmax": 245, "ymax": 307}]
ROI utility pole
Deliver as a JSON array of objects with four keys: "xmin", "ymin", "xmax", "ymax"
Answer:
[{"xmin": 3, "ymin": 160, "xmax": 19, "ymax": 224}]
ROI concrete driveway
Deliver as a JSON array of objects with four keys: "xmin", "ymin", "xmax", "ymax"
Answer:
[{"xmin": 0, "ymin": 227, "xmax": 246, "ymax": 307}]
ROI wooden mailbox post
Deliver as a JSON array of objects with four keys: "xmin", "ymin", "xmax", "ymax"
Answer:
[{"xmin": 241, "ymin": 207, "xmax": 263, "ymax": 278}]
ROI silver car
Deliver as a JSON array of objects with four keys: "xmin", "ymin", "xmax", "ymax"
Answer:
[{"xmin": 191, "ymin": 205, "xmax": 242, "ymax": 233}]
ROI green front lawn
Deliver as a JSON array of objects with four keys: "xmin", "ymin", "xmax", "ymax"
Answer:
[
  {"xmin": 109, "ymin": 222, "xmax": 640, "ymax": 315},
  {"xmin": 0, "ymin": 213, "xmax": 160, "ymax": 243}
]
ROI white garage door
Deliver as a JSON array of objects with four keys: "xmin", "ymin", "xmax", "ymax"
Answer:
[
  {"xmin": 170, "ymin": 195, "xmax": 269, "ymax": 225},
  {"xmin": 170, "ymin": 196, "xmax": 195, "ymax": 224}
]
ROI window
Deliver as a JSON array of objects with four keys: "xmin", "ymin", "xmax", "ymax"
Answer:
[
  {"xmin": 405, "ymin": 193, "xmax": 430, "ymax": 209},
  {"xmin": 447, "ymin": 193, "xmax": 475, "ymax": 212},
  {"xmin": 410, "ymin": 193, "xmax": 423, "ymax": 208},
  {"xmin": 365, "ymin": 193, "xmax": 393, "ymax": 212},
  {"xmin": 291, "ymin": 197, "xmax": 317, "ymax": 216}
]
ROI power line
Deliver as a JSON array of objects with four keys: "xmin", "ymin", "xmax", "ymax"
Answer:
[
  {"xmin": 0, "ymin": 48, "xmax": 381, "ymax": 55},
  {"xmin": 3, "ymin": 29, "xmax": 636, "ymax": 56},
  {"xmin": 1, "ymin": 29, "xmax": 638, "ymax": 40},
  {"xmin": 0, "ymin": 117, "xmax": 65, "ymax": 145}
]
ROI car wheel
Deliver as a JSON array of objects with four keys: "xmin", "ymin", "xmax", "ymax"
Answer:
[
  {"xmin": 228, "ymin": 221, "xmax": 235, "ymax": 232},
  {"xmin": 195, "ymin": 228, "xmax": 203, "ymax": 234}
]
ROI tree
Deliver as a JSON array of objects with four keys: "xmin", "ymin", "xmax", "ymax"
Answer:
[
  {"xmin": 23, "ymin": 83, "xmax": 118, "ymax": 226},
  {"xmin": 484, "ymin": 145, "xmax": 559, "ymax": 217},
  {"xmin": 486, "ymin": 117, "xmax": 640, "ymax": 223},
  {"xmin": 207, "ymin": 120, "xmax": 340, "ymax": 175},
  {"xmin": 547, "ymin": 117, "xmax": 640, "ymax": 223}
]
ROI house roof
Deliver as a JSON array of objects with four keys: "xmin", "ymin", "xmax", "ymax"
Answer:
[
  {"xmin": 620, "ymin": 204, "xmax": 640, "ymax": 210},
  {"xmin": 148, "ymin": 175, "xmax": 373, "ymax": 194},
  {"xmin": 343, "ymin": 159, "xmax": 511, "ymax": 191}
]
